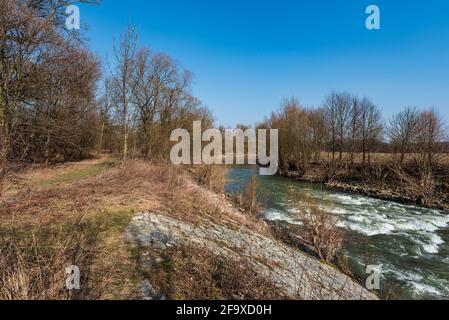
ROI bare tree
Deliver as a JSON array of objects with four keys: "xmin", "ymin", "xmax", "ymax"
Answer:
[
  {"xmin": 112, "ymin": 25, "xmax": 138, "ymax": 160},
  {"xmin": 97, "ymin": 77, "xmax": 115, "ymax": 153},
  {"xmin": 349, "ymin": 96, "xmax": 362, "ymax": 164},
  {"xmin": 324, "ymin": 93, "xmax": 338, "ymax": 163},
  {"xmin": 335, "ymin": 92, "xmax": 351, "ymax": 161},
  {"xmin": 414, "ymin": 109, "xmax": 446, "ymax": 171},
  {"xmin": 133, "ymin": 49, "xmax": 190, "ymax": 159},
  {"xmin": 0, "ymin": 0, "xmax": 99, "ymax": 181},
  {"xmin": 360, "ymin": 99, "xmax": 383, "ymax": 166},
  {"xmin": 388, "ymin": 107, "xmax": 419, "ymax": 165},
  {"xmin": 270, "ymin": 98, "xmax": 312, "ymax": 173},
  {"xmin": 309, "ymin": 108, "xmax": 327, "ymax": 162}
]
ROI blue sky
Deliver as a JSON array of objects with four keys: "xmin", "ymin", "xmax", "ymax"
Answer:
[{"xmin": 80, "ymin": 0, "xmax": 449, "ymax": 127}]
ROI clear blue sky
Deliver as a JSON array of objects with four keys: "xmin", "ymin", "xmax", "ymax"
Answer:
[{"xmin": 80, "ymin": 0, "xmax": 449, "ymax": 127}]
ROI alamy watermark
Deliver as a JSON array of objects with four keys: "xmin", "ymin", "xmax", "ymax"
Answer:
[
  {"xmin": 365, "ymin": 265, "xmax": 381, "ymax": 290},
  {"xmin": 170, "ymin": 121, "xmax": 279, "ymax": 175},
  {"xmin": 366, "ymin": 5, "xmax": 380, "ymax": 30},
  {"xmin": 65, "ymin": 5, "xmax": 80, "ymax": 30},
  {"xmin": 65, "ymin": 265, "xmax": 80, "ymax": 290}
]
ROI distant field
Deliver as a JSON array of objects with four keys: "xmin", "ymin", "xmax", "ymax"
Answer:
[{"xmin": 317, "ymin": 152, "xmax": 449, "ymax": 165}]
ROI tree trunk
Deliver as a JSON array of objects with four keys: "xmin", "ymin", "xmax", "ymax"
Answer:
[
  {"xmin": 362, "ymin": 136, "xmax": 366, "ymax": 167},
  {"xmin": 0, "ymin": 107, "xmax": 9, "ymax": 191},
  {"xmin": 44, "ymin": 130, "xmax": 51, "ymax": 166},
  {"xmin": 123, "ymin": 123, "xmax": 128, "ymax": 160},
  {"xmin": 98, "ymin": 121, "xmax": 105, "ymax": 155}
]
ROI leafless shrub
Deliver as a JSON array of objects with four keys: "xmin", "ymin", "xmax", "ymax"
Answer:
[
  {"xmin": 297, "ymin": 206, "xmax": 344, "ymax": 262},
  {"xmin": 243, "ymin": 175, "xmax": 263, "ymax": 216},
  {"xmin": 152, "ymin": 163, "xmax": 185, "ymax": 192},
  {"xmin": 190, "ymin": 165, "xmax": 229, "ymax": 193},
  {"xmin": 288, "ymin": 193, "xmax": 345, "ymax": 262},
  {"xmin": 371, "ymin": 163, "xmax": 390, "ymax": 186},
  {"xmin": 322, "ymin": 159, "xmax": 338, "ymax": 182},
  {"xmin": 389, "ymin": 163, "xmax": 435, "ymax": 204},
  {"xmin": 231, "ymin": 175, "xmax": 263, "ymax": 216},
  {"xmin": 335, "ymin": 253, "xmax": 353, "ymax": 278}
]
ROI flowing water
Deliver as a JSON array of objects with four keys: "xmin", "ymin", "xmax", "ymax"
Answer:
[{"xmin": 225, "ymin": 166, "xmax": 449, "ymax": 300}]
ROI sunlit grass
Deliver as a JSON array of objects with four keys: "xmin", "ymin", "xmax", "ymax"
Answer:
[{"xmin": 35, "ymin": 159, "xmax": 119, "ymax": 188}]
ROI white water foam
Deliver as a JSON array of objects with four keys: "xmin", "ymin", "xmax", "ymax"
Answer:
[
  {"xmin": 382, "ymin": 266, "xmax": 447, "ymax": 297},
  {"xmin": 317, "ymin": 194, "xmax": 449, "ymax": 254},
  {"xmin": 266, "ymin": 189, "xmax": 449, "ymax": 255},
  {"xmin": 264, "ymin": 209, "xmax": 303, "ymax": 226}
]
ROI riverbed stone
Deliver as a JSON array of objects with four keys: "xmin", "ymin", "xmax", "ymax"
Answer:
[{"xmin": 140, "ymin": 279, "xmax": 165, "ymax": 300}]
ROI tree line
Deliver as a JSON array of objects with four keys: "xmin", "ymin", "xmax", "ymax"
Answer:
[
  {"xmin": 1, "ymin": 0, "xmax": 447, "ymax": 187},
  {"xmin": 1, "ymin": 0, "xmax": 100, "ymax": 174},
  {"xmin": 260, "ymin": 93, "xmax": 447, "ymax": 175},
  {"xmin": 0, "ymin": 1, "xmax": 212, "ymax": 191},
  {"xmin": 98, "ymin": 25, "xmax": 212, "ymax": 161}
]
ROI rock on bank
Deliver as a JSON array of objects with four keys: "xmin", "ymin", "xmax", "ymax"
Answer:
[{"xmin": 125, "ymin": 210, "xmax": 378, "ymax": 300}]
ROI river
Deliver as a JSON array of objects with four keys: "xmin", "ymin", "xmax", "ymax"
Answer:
[{"xmin": 225, "ymin": 166, "xmax": 449, "ymax": 300}]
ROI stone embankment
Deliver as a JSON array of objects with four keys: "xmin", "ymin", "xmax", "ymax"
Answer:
[
  {"xmin": 279, "ymin": 169, "xmax": 448, "ymax": 211},
  {"xmin": 125, "ymin": 211, "xmax": 378, "ymax": 300}
]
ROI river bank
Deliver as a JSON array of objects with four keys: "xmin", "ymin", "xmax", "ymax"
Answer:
[
  {"xmin": 279, "ymin": 169, "xmax": 449, "ymax": 211},
  {"xmin": 126, "ymin": 210, "xmax": 378, "ymax": 300},
  {"xmin": 0, "ymin": 158, "xmax": 377, "ymax": 300},
  {"xmin": 226, "ymin": 167, "xmax": 449, "ymax": 299},
  {"xmin": 124, "ymin": 168, "xmax": 378, "ymax": 300}
]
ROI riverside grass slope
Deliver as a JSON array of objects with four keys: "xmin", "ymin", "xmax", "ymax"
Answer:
[{"xmin": 0, "ymin": 156, "xmax": 377, "ymax": 300}]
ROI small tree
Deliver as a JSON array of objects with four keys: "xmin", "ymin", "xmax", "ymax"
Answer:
[
  {"xmin": 414, "ymin": 109, "xmax": 446, "ymax": 174},
  {"xmin": 388, "ymin": 107, "xmax": 419, "ymax": 165},
  {"xmin": 360, "ymin": 99, "xmax": 383, "ymax": 166},
  {"xmin": 112, "ymin": 25, "xmax": 138, "ymax": 160}
]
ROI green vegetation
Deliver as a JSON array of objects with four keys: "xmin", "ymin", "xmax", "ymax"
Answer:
[{"xmin": 35, "ymin": 159, "xmax": 120, "ymax": 188}]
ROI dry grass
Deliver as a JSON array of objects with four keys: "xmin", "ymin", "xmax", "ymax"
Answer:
[
  {"xmin": 231, "ymin": 175, "xmax": 263, "ymax": 217},
  {"xmin": 0, "ymin": 158, "xmax": 183, "ymax": 300},
  {"xmin": 319, "ymin": 152, "xmax": 449, "ymax": 166},
  {"xmin": 1, "ymin": 160, "xmax": 171, "ymax": 225},
  {"xmin": 3, "ymin": 157, "xmax": 117, "ymax": 193},
  {"xmin": 1, "ymin": 159, "xmax": 253, "ymax": 229},
  {"xmin": 189, "ymin": 164, "xmax": 229, "ymax": 193},
  {"xmin": 0, "ymin": 156, "xmax": 274, "ymax": 300},
  {"xmin": 0, "ymin": 211, "xmax": 138, "ymax": 300},
  {"xmin": 139, "ymin": 245, "xmax": 288, "ymax": 300}
]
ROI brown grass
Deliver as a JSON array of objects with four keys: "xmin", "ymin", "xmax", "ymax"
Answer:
[
  {"xmin": 0, "ymin": 156, "xmax": 274, "ymax": 300},
  {"xmin": 189, "ymin": 164, "xmax": 229, "ymax": 193},
  {"xmin": 0, "ymin": 159, "xmax": 260, "ymax": 230},
  {"xmin": 0, "ymin": 212, "xmax": 139, "ymax": 300},
  {"xmin": 139, "ymin": 245, "xmax": 288, "ymax": 300},
  {"xmin": 231, "ymin": 175, "xmax": 263, "ymax": 217},
  {"xmin": 318, "ymin": 152, "xmax": 449, "ymax": 166}
]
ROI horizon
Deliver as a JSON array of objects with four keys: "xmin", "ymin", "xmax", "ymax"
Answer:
[{"xmin": 80, "ymin": 0, "xmax": 449, "ymax": 127}]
